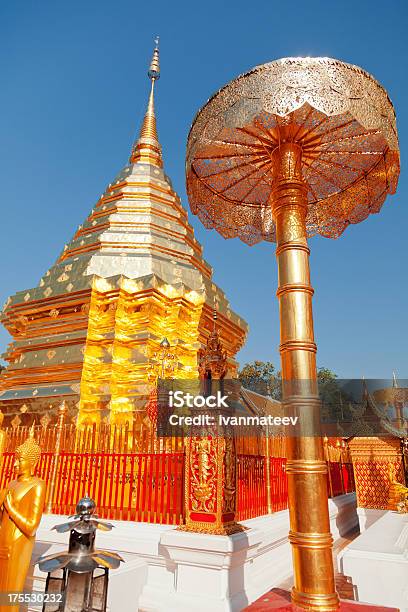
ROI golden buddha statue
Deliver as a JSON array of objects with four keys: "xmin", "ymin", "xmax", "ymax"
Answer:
[
  {"xmin": 388, "ymin": 464, "xmax": 408, "ymax": 513},
  {"xmin": 0, "ymin": 426, "xmax": 46, "ymax": 611}
]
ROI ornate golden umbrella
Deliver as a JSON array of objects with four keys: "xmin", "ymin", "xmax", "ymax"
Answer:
[
  {"xmin": 373, "ymin": 374, "xmax": 408, "ymax": 433},
  {"xmin": 186, "ymin": 57, "xmax": 400, "ymax": 610}
]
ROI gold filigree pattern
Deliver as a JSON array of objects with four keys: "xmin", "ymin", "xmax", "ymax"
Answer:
[
  {"xmin": 189, "ymin": 437, "xmax": 217, "ymax": 513},
  {"xmin": 348, "ymin": 437, "xmax": 404, "ymax": 509},
  {"xmin": 222, "ymin": 436, "xmax": 237, "ymax": 514},
  {"xmin": 182, "ymin": 432, "xmax": 242, "ymax": 534},
  {"xmin": 186, "ymin": 57, "xmax": 400, "ymax": 245},
  {"xmin": 353, "ymin": 459, "xmax": 403, "ymax": 509}
]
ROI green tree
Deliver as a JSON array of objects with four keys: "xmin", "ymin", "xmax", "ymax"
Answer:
[
  {"xmin": 317, "ymin": 367, "xmax": 351, "ymax": 423},
  {"xmin": 238, "ymin": 360, "xmax": 281, "ymax": 400},
  {"xmin": 238, "ymin": 361, "xmax": 350, "ymax": 421}
]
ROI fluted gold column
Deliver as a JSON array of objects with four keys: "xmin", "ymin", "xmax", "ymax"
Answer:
[{"xmin": 270, "ymin": 143, "xmax": 338, "ymax": 610}]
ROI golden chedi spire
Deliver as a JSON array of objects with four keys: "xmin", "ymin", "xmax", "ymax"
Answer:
[{"xmin": 130, "ymin": 37, "xmax": 163, "ymax": 167}]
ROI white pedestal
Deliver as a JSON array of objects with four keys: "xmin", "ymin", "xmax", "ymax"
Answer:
[
  {"xmin": 339, "ymin": 511, "xmax": 408, "ymax": 611},
  {"xmin": 139, "ymin": 528, "xmax": 264, "ymax": 612},
  {"xmin": 27, "ymin": 493, "xmax": 358, "ymax": 612}
]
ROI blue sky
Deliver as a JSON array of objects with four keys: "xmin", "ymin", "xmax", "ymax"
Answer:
[{"xmin": 0, "ymin": 0, "xmax": 407, "ymax": 378}]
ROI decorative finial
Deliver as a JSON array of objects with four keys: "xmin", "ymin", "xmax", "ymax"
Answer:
[
  {"xmin": 130, "ymin": 37, "xmax": 162, "ymax": 167},
  {"xmin": 148, "ymin": 36, "xmax": 160, "ymax": 81},
  {"xmin": 160, "ymin": 337, "xmax": 170, "ymax": 349},
  {"xmin": 393, "ymin": 371, "xmax": 398, "ymax": 388}
]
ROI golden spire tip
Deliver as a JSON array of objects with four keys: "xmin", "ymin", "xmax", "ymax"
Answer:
[
  {"xmin": 129, "ymin": 38, "xmax": 162, "ymax": 167},
  {"xmin": 148, "ymin": 36, "xmax": 160, "ymax": 81}
]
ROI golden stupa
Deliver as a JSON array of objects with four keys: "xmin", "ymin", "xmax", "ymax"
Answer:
[{"xmin": 0, "ymin": 41, "xmax": 247, "ymax": 430}]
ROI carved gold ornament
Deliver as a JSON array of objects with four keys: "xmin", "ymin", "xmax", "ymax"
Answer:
[
  {"xmin": 190, "ymin": 437, "xmax": 217, "ymax": 513},
  {"xmin": 11, "ymin": 415, "xmax": 21, "ymax": 429}
]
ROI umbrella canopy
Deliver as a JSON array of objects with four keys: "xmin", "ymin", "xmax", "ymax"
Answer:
[{"xmin": 186, "ymin": 57, "xmax": 400, "ymax": 245}]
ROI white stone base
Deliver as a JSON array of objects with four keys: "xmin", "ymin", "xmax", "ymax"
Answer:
[
  {"xmin": 26, "ymin": 493, "xmax": 357, "ymax": 612},
  {"xmin": 356, "ymin": 506, "xmax": 388, "ymax": 532},
  {"xmin": 339, "ymin": 510, "xmax": 408, "ymax": 611}
]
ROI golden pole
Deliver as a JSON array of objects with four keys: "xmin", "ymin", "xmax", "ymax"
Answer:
[
  {"xmin": 45, "ymin": 400, "xmax": 67, "ymax": 514},
  {"xmin": 186, "ymin": 55, "xmax": 400, "ymax": 611},
  {"xmin": 271, "ymin": 142, "xmax": 338, "ymax": 610}
]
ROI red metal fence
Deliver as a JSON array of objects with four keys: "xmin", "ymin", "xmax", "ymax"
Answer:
[
  {"xmin": 327, "ymin": 461, "xmax": 355, "ymax": 497},
  {"xmin": 236, "ymin": 455, "xmax": 354, "ymax": 521},
  {"xmin": 237, "ymin": 455, "xmax": 288, "ymax": 520},
  {"xmin": 0, "ymin": 451, "xmax": 184, "ymax": 525},
  {"xmin": 0, "ymin": 450, "xmax": 353, "ymax": 524}
]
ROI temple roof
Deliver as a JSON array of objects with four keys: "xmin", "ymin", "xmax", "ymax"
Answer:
[{"xmin": 342, "ymin": 378, "xmax": 407, "ymax": 438}]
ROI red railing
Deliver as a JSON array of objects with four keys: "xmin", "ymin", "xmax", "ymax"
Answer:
[
  {"xmin": 237, "ymin": 455, "xmax": 288, "ymax": 520},
  {"xmin": 327, "ymin": 462, "xmax": 355, "ymax": 497},
  {"xmin": 236, "ymin": 456, "xmax": 355, "ymax": 521},
  {"xmin": 0, "ymin": 451, "xmax": 184, "ymax": 525},
  {"xmin": 0, "ymin": 451, "xmax": 353, "ymax": 524}
]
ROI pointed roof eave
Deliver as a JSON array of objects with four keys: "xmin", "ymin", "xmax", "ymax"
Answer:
[{"xmin": 130, "ymin": 38, "xmax": 163, "ymax": 168}]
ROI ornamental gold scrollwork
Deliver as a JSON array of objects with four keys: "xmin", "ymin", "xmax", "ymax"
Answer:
[
  {"xmin": 222, "ymin": 436, "xmax": 237, "ymax": 515},
  {"xmin": 190, "ymin": 437, "xmax": 217, "ymax": 513}
]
